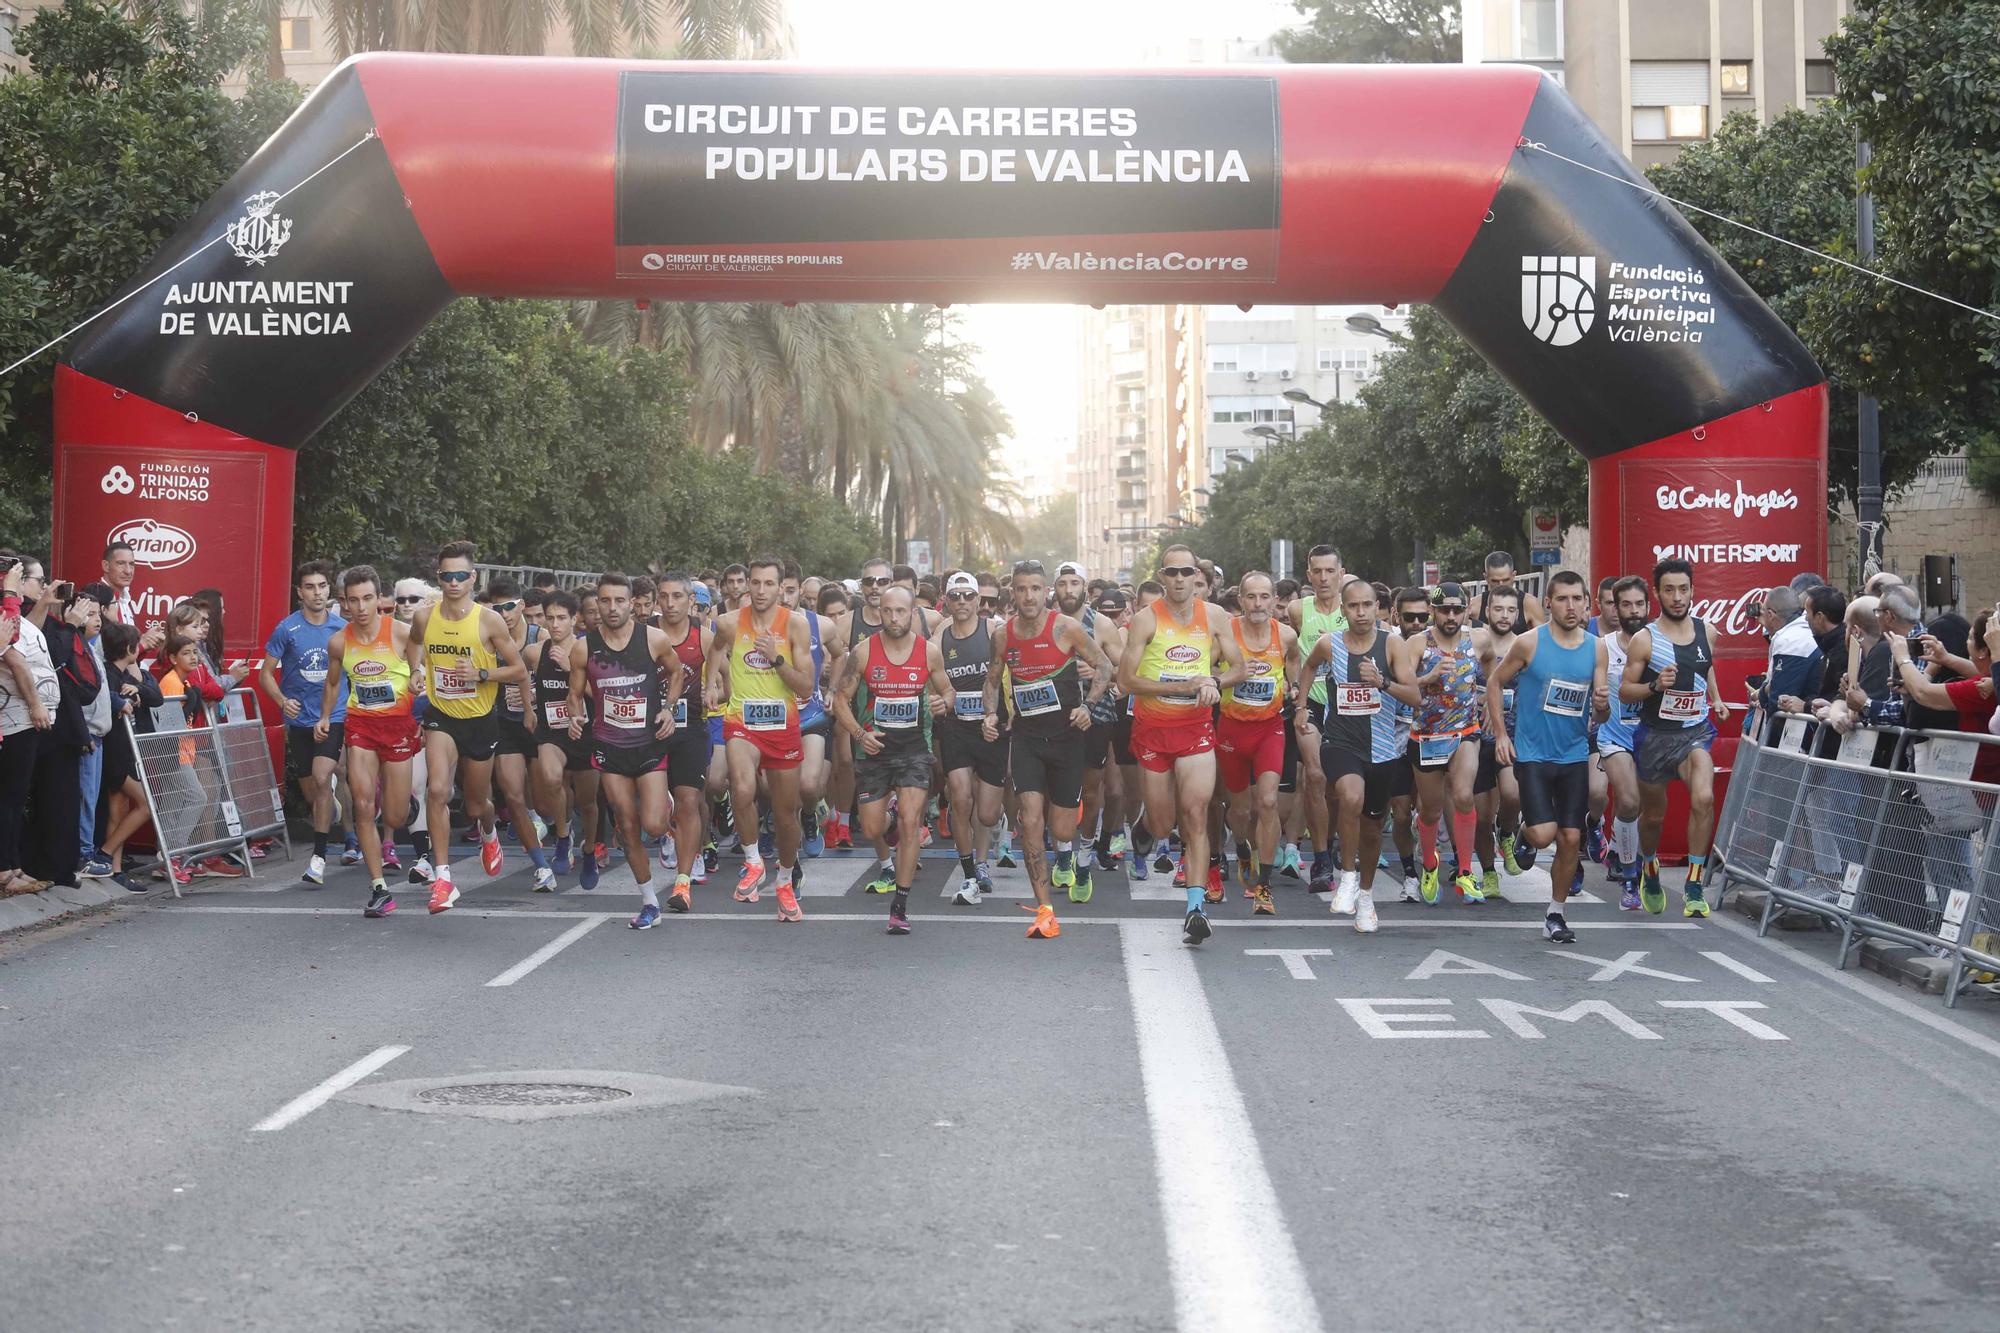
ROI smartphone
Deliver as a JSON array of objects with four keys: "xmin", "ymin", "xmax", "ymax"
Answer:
[
  {"xmin": 52, "ymin": 581, "xmax": 74, "ymax": 602},
  {"xmin": 0, "ymin": 555, "xmax": 17, "ymax": 575}
]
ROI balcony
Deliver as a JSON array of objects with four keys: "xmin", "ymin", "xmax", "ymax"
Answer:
[
  {"xmin": 1116, "ymin": 461, "xmax": 1145, "ymax": 480},
  {"xmin": 1116, "ymin": 491, "xmax": 1148, "ymax": 510}
]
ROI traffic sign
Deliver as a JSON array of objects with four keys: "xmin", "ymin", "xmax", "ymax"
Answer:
[
  {"xmin": 906, "ymin": 540, "xmax": 932, "ymax": 577},
  {"xmin": 1529, "ymin": 508, "xmax": 1560, "ymax": 567}
]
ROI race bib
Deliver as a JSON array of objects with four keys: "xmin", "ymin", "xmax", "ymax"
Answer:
[
  {"xmin": 743, "ymin": 697, "xmax": 787, "ymax": 731},
  {"xmin": 672, "ymin": 697, "xmax": 688, "ymax": 727},
  {"xmin": 1417, "ymin": 732, "xmax": 1461, "ymax": 764},
  {"xmin": 1012, "ymin": 678, "xmax": 1062, "ymax": 717},
  {"xmin": 1157, "ymin": 672, "xmax": 1201, "ymax": 705},
  {"xmin": 433, "ymin": 662, "xmax": 475, "ymax": 700},
  {"xmin": 1544, "ymin": 678, "xmax": 1588, "ymax": 718},
  {"xmin": 1234, "ymin": 676, "xmax": 1277, "ymax": 706},
  {"xmin": 603, "ymin": 693, "xmax": 646, "ymax": 730},
  {"xmin": 876, "ymin": 695, "xmax": 922, "ymax": 729},
  {"xmin": 1335, "ymin": 682, "xmax": 1379, "ymax": 717},
  {"xmin": 954, "ymin": 690, "xmax": 986, "ymax": 721},
  {"xmin": 544, "ymin": 700, "xmax": 571, "ymax": 728},
  {"xmin": 1501, "ymin": 687, "xmax": 1516, "ymax": 715},
  {"xmin": 504, "ymin": 683, "xmax": 525, "ymax": 714},
  {"xmin": 1658, "ymin": 689, "xmax": 1704, "ymax": 723},
  {"xmin": 353, "ymin": 681, "xmax": 397, "ymax": 710}
]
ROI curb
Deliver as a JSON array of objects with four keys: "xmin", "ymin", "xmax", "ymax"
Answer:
[
  {"xmin": 0, "ymin": 879, "xmax": 134, "ymax": 936},
  {"xmin": 1858, "ymin": 938, "xmax": 1953, "ymax": 994},
  {"xmin": 1724, "ymin": 885, "xmax": 1825, "ymax": 931}
]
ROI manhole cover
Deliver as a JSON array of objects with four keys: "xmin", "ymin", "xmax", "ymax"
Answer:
[{"xmin": 417, "ymin": 1082, "xmax": 631, "ymax": 1108}]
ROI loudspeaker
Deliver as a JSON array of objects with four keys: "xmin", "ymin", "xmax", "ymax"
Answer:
[{"xmin": 1923, "ymin": 554, "xmax": 1954, "ymax": 609}]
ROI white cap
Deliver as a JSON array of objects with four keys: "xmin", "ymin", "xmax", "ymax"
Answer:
[
  {"xmin": 945, "ymin": 571, "xmax": 979, "ymax": 594},
  {"xmin": 1056, "ymin": 561, "xmax": 1087, "ymax": 579}
]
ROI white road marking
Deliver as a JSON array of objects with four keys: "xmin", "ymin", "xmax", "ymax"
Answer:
[
  {"xmin": 801, "ymin": 858, "xmax": 882, "ymax": 897},
  {"xmin": 1548, "ymin": 949, "xmax": 1698, "ymax": 983},
  {"xmin": 1243, "ymin": 948, "xmax": 1333, "ymax": 980},
  {"xmin": 1405, "ymin": 949, "xmax": 1531, "ymax": 982},
  {"xmin": 485, "ymin": 917, "xmax": 608, "ymax": 987},
  {"xmin": 250, "ymin": 1044, "xmax": 409, "ymax": 1132},
  {"xmin": 939, "ymin": 862, "xmax": 1037, "ymax": 900},
  {"xmin": 1699, "ymin": 950, "xmax": 1776, "ymax": 984},
  {"xmin": 1120, "ymin": 922, "xmax": 1323, "ymax": 1333},
  {"xmin": 1658, "ymin": 999, "xmax": 1789, "ymax": 1040},
  {"xmin": 1336, "ymin": 997, "xmax": 1487, "ymax": 1039},
  {"xmin": 1479, "ymin": 998, "xmax": 1662, "ymax": 1040}
]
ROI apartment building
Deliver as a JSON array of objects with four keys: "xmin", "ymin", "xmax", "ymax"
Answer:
[{"xmin": 1075, "ymin": 305, "xmax": 1203, "ymax": 584}]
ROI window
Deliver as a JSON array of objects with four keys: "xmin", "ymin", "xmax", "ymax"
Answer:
[
  {"xmin": 1720, "ymin": 61, "xmax": 1750, "ymax": 96},
  {"xmin": 1631, "ymin": 61, "xmax": 1710, "ymax": 141},
  {"xmin": 280, "ymin": 16, "xmax": 311, "ymax": 51},
  {"xmin": 1208, "ymin": 347, "xmax": 1238, "ymax": 372},
  {"xmin": 1518, "ymin": 0, "xmax": 1559, "ymax": 61},
  {"xmin": 1805, "ymin": 61, "xmax": 1836, "ymax": 97},
  {"xmin": 1207, "ymin": 343, "xmax": 1297, "ymax": 375}
]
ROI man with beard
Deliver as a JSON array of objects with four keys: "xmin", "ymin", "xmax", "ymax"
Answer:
[
  {"xmin": 654, "ymin": 572, "xmax": 714, "ymax": 912},
  {"xmin": 933, "ymin": 572, "xmax": 1006, "ymax": 905},
  {"xmin": 1218, "ymin": 572, "xmax": 1302, "ymax": 916},
  {"xmin": 1472, "ymin": 585, "xmax": 1524, "ymax": 900},
  {"xmin": 1596, "ymin": 576, "xmax": 1651, "ymax": 907},
  {"xmin": 1394, "ymin": 582, "xmax": 1487, "ymax": 906},
  {"xmin": 1286, "ymin": 545, "xmax": 1348, "ymax": 892},
  {"xmin": 1057, "ymin": 561, "xmax": 1124, "ymax": 891}
]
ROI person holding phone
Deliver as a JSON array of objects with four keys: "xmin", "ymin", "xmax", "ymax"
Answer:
[{"xmin": 0, "ymin": 555, "xmax": 62, "ymax": 893}]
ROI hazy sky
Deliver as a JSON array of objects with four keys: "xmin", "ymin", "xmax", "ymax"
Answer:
[{"xmin": 785, "ymin": 0, "xmax": 1307, "ymax": 479}]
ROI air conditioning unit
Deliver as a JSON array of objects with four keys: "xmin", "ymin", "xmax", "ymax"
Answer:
[
  {"xmin": 1277, "ymin": 369, "xmax": 1293, "ymax": 381},
  {"xmin": 1243, "ymin": 370, "xmax": 1260, "ymax": 381}
]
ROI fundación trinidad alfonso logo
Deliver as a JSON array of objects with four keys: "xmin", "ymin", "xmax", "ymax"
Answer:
[
  {"xmin": 225, "ymin": 191, "xmax": 292, "ymax": 268},
  {"xmin": 99, "ymin": 465, "xmax": 136, "ymax": 495},
  {"xmin": 1521, "ymin": 255, "xmax": 1597, "ymax": 347},
  {"xmin": 105, "ymin": 519, "xmax": 197, "ymax": 571}
]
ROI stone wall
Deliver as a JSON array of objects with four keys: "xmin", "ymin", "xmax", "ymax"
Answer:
[{"xmin": 1829, "ymin": 454, "xmax": 2000, "ymax": 612}]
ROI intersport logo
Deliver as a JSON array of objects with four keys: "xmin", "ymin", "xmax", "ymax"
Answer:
[{"xmin": 107, "ymin": 519, "xmax": 197, "ymax": 571}]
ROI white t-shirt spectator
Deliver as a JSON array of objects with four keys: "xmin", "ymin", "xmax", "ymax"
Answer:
[{"xmin": 0, "ymin": 618, "xmax": 60, "ymax": 735}]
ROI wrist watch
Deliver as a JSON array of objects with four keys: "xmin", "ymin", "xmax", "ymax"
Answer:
[
  {"xmin": 477, "ymin": 667, "xmax": 489, "ymax": 683},
  {"xmin": 771, "ymin": 654, "xmax": 786, "ymax": 668}
]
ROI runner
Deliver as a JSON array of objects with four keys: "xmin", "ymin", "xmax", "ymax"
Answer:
[
  {"xmin": 1395, "ymin": 581, "xmax": 1488, "ymax": 905},
  {"xmin": 1385, "ymin": 587, "xmax": 1429, "ymax": 901},
  {"xmin": 1217, "ymin": 572, "xmax": 1301, "ymax": 917},
  {"xmin": 1473, "ymin": 584, "xmax": 1525, "ymax": 899},
  {"xmin": 719, "ymin": 563, "xmax": 749, "ymax": 613},
  {"xmin": 710, "ymin": 555, "xmax": 817, "ymax": 922},
  {"xmin": 1301, "ymin": 578, "xmax": 1416, "ymax": 932},
  {"xmin": 1618, "ymin": 558, "xmax": 1730, "ymax": 917},
  {"xmin": 258, "ymin": 560, "xmax": 349, "ymax": 884},
  {"xmin": 1057, "ymin": 561, "xmax": 1124, "ymax": 887},
  {"xmin": 823, "ymin": 557, "xmax": 893, "ymax": 856},
  {"xmin": 1286, "ymin": 545, "xmax": 1347, "ymax": 892},
  {"xmin": 404, "ymin": 541, "xmax": 530, "ymax": 913},
  {"xmin": 488, "ymin": 577, "xmax": 555, "ymax": 893},
  {"xmin": 315, "ymin": 565, "xmax": 420, "ymax": 919},
  {"xmin": 831, "ymin": 586, "xmax": 955, "ymax": 935},
  {"xmin": 525, "ymin": 590, "xmax": 601, "ymax": 891},
  {"xmin": 983, "ymin": 559, "xmax": 1116, "ymax": 938},
  {"xmin": 785, "ymin": 560, "xmax": 834, "ymax": 860},
  {"xmin": 566, "ymin": 572, "xmax": 684, "ymax": 929},
  {"xmin": 1472, "ymin": 550, "xmax": 1545, "ymax": 628},
  {"xmin": 652, "ymin": 571, "xmax": 713, "ymax": 913},
  {"xmin": 1119, "ymin": 544, "xmax": 1248, "ymax": 946},
  {"xmin": 933, "ymin": 571, "xmax": 1006, "ymax": 905},
  {"xmin": 1487, "ymin": 570, "xmax": 1610, "ymax": 943},
  {"xmin": 1086, "ymin": 587, "xmax": 1131, "ymax": 872},
  {"xmin": 1596, "ymin": 576, "xmax": 1652, "ymax": 907}
]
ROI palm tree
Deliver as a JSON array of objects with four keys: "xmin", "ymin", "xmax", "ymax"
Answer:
[{"xmin": 315, "ymin": 0, "xmax": 787, "ymax": 60}]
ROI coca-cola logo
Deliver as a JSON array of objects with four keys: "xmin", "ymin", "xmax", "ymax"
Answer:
[
  {"xmin": 1687, "ymin": 590, "xmax": 1768, "ymax": 637},
  {"xmin": 1165, "ymin": 644, "xmax": 1201, "ymax": 664},
  {"xmin": 1655, "ymin": 482, "xmax": 1799, "ymax": 520},
  {"xmin": 105, "ymin": 519, "xmax": 197, "ymax": 570}
]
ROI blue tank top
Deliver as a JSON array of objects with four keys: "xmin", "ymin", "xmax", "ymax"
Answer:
[
  {"xmin": 1639, "ymin": 617, "xmax": 1712, "ymax": 730},
  {"xmin": 798, "ymin": 609, "xmax": 827, "ymax": 727},
  {"xmin": 1513, "ymin": 624, "xmax": 1596, "ymax": 764}
]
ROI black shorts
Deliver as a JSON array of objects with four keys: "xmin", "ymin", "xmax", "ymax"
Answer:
[
  {"xmin": 102, "ymin": 726, "xmax": 139, "ymax": 792},
  {"xmin": 1112, "ymin": 713, "xmax": 1136, "ymax": 767},
  {"xmin": 1279, "ymin": 715, "xmax": 1299, "ymax": 795},
  {"xmin": 855, "ymin": 745, "xmax": 935, "ymax": 804},
  {"xmin": 538, "ymin": 738, "xmax": 595, "ymax": 775},
  {"xmin": 1388, "ymin": 742, "xmax": 1415, "ymax": 800},
  {"xmin": 284, "ymin": 722, "xmax": 343, "ymax": 784},
  {"xmin": 1635, "ymin": 721, "xmax": 1715, "ymax": 785},
  {"xmin": 1517, "ymin": 760, "xmax": 1591, "ymax": 831},
  {"xmin": 1011, "ymin": 727, "xmax": 1087, "ymax": 807},
  {"xmin": 593, "ymin": 740, "xmax": 671, "ymax": 779},
  {"xmin": 666, "ymin": 727, "xmax": 711, "ymax": 790},
  {"xmin": 423, "ymin": 708, "xmax": 500, "ymax": 762},
  {"xmin": 1084, "ymin": 719, "xmax": 1113, "ymax": 770},
  {"xmin": 1304, "ymin": 696, "xmax": 1328, "ymax": 734},
  {"xmin": 1474, "ymin": 735, "xmax": 1506, "ymax": 795},
  {"xmin": 497, "ymin": 717, "xmax": 537, "ymax": 759},
  {"xmin": 1321, "ymin": 744, "xmax": 1395, "ymax": 820},
  {"xmin": 937, "ymin": 722, "xmax": 1008, "ymax": 789}
]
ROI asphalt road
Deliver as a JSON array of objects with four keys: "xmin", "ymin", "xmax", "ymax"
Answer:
[{"xmin": 4, "ymin": 837, "xmax": 1999, "ymax": 1332}]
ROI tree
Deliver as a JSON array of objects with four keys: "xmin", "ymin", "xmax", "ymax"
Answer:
[
  {"xmin": 1273, "ymin": 0, "xmax": 1459, "ymax": 64},
  {"xmin": 1013, "ymin": 491, "xmax": 1078, "ymax": 573}
]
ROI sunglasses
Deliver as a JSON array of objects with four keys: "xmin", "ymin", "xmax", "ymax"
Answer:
[
  {"xmin": 492, "ymin": 600, "xmax": 519, "ymax": 614},
  {"xmin": 1433, "ymin": 604, "xmax": 1466, "ymax": 614},
  {"xmin": 981, "ymin": 596, "xmax": 1000, "ymax": 608},
  {"xmin": 395, "ymin": 595, "xmax": 424, "ymax": 605},
  {"xmin": 1159, "ymin": 565, "xmax": 1198, "ymax": 579},
  {"xmin": 438, "ymin": 570, "xmax": 474, "ymax": 584},
  {"xmin": 1400, "ymin": 611, "xmax": 1430, "ymax": 621},
  {"xmin": 860, "ymin": 575, "xmax": 889, "ymax": 587},
  {"xmin": 947, "ymin": 590, "xmax": 979, "ymax": 601}
]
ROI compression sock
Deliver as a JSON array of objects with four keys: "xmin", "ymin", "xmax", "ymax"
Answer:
[
  {"xmin": 314, "ymin": 832, "xmax": 328, "ymax": 858},
  {"xmin": 1450, "ymin": 811, "xmax": 1476, "ymax": 871},
  {"xmin": 1186, "ymin": 884, "xmax": 1204, "ymax": 913},
  {"xmin": 1054, "ymin": 840, "xmax": 1073, "ymax": 872},
  {"xmin": 1686, "ymin": 853, "xmax": 1707, "ymax": 885},
  {"xmin": 1418, "ymin": 820, "xmax": 1441, "ymax": 871},
  {"xmin": 960, "ymin": 853, "xmax": 976, "ymax": 880},
  {"xmin": 410, "ymin": 831, "xmax": 431, "ymax": 860},
  {"xmin": 1613, "ymin": 817, "xmax": 1639, "ymax": 864},
  {"xmin": 527, "ymin": 844, "xmax": 547, "ymax": 871},
  {"xmin": 1258, "ymin": 859, "xmax": 1272, "ymax": 888}
]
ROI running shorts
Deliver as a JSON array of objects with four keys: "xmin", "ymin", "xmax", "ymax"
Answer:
[
  {"xmin": 1084, "ymin": 720, "xmax": 1114, "ymax": 770},
  {"xmin": 345, "ymin": 712, "xmax": 421, "ymax": 763},
  {"xmin": 724, "ymin": 717, "xmax": 803, "ymax": 770},
  {"xmin": 1388, "ymin": 744, "xmax": 1415, "ymax": 800},
  {"xmin": 855, "ymin": 746, "xmax": 936, "ymax": 804},
  {"xmin": 538, "ymin": 736, "xmax": 594, "ymax": 775},
  {"xmin": 1596, "ymin": 715, "xmax": 1638, "ymax": 756},
  {"xmin": 1010, "ymin": 728, "xmax": 1087, "ymax": 807},
  {"xmin": 1279, "ymin": 715, "xmax": 1300, "ymax": 795},
  {"xmin": 1321, "ymin": 744, "xmax": 1396, "ymax": 820},
  {"xmin": 937, "ymin": 723, "xmax": 1008, "ymax": 789},
  {"xmin": 1635, "ymin": 721, "xmax": 1714, "ymax": 786},
  {"xmin": 707, "ymin": 715, "xmax": 725, "ymax": 747},
  {"xmin": 1130, "ymin": 716, "xmax": 1216, "ymax": 773},
  {"xmin": 800, "ymin": 710, "xmax": 833, "ymax": 744},
  {"xmin": 422, "ymin": 708, "xmax": 499, "ymax": 762},
  {"xmin": 1412, "ymin": 729, "xmax": 1472, "ymax": 772},
  {"xmin": 1216, "ymin": 713, "xmax": 1285, "ymax": 792},
  {"xmin": 665, "ymin": 726, "xmax": 711, "ymax": 790},
  {"xmin": 593, "ymin": 740, "xmax": 671, "ymax": 779},
  {"xmin": 1516, "ymin": 759, "xmax": 1591, "ymax": 831},
  {"xmin": 1111, "ymin": 712, "xmax": 1136, "ymax": 766},
  {"xmin": 1474, "ymin": 735, "xmax": 1506, "ymax": 795},
  {"xmin": 285, "ymin": 723, "xmax": 343, "ymax": 783},
  {"xmin": 497, "ymin": 717, "xmax": 537, "ymax": 760}
]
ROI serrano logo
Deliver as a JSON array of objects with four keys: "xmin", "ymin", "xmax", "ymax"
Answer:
[
  {"xmin": 100, "ymin": 465, "xmax": 136, "ymax": 495},
  {"xmin": 1521, "ymin": 255, "xmax": 1597, "ymax": 346},
  {"xmin": 1165, "ymin": 644, "xmax": 1201, "ymax": 664},
  {"xmin": 106, "ymin": 519, "xmax": 196, "ymax": 570},
  {"xmin": 745, "ymin": 650, "xmax": 773, "ymax": 670},
  {"xmin": 351, "ymin": 659, "xmax": 387, "ymax": 679}
]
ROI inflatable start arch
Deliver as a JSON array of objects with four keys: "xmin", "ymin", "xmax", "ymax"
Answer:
[{"xmin": 55, "ymin": 55, "xmax": 1825, "ymax": 696}]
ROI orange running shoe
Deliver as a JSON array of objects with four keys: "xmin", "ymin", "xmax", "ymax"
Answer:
[
  {"xmin": 775, "ymin": 881, "xmax": 803, "ymax": 922},
  {"xmin": 1203, "ymin": 862, "xmax": 1225, "ymax": 904},
  {"xmin": 667, "ymin": 877, "xmax": 693, "ymax": 913},
  {"xmin": 428, "ymin": 879, "xmax": 460, "ymax": 914},
  {"xmin": 1026, "ymin": 904, "xmax": 1061, "ymax": 939},
  {"xmin": 734, "ymin": 860, "xmax": 764, "ymax": 903},
  {"xmin": 479, "ymin": 832, "xmax": 504, "ymax": 877}
]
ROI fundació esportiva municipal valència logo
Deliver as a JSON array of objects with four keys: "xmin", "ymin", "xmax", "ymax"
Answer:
[
  {"xmin": 225, "ymin": 191, "xmax": 292, "ymax": 268},
  {"xmin": 1521, "ymin": 254, "xmax": 1597, "ymax": 346}
]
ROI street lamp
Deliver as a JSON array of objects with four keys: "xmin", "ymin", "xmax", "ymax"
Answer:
[
  {"xmin": 1281, "ymin": 388, "xmax": 1330, "ymax": 411},
  {"xmin": 1345, "ymin": 312, "xmax": 1407, "ymax": 344},
  {"xmin": 1246, "ymin": 425, "xmax": 1281, "ymax": 441}
]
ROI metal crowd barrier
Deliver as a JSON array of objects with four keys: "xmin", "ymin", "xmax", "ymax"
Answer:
[
  {"xmin": 129, "ymin": 688, "xmax": 291, "ymax": 896},
  {"xmin": 1712, "ymin": 710, "xmax": 2000, "ymax": 1008}
]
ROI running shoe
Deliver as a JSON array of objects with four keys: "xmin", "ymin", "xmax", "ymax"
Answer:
[
  {"xmin": 702, "ymin": 842, "xmax": 719, "ymax": 876},
  {"xmin": 1129, "ymin": 849, "xmax": 1149, "ymax": 881},
  {"xmin": 1482, "ymin": 869, "xmax": 1501, "ymax": 901},
  {"xmin": 887, "ymin": 905, "xmax": 911, "ymax": 935},
  {"xmin": 531, "ymin": 866, "xmax": 557, "ymax": 893},
  {"xmin": 1154, "ymin": 847, "xmax": 1176, "ymax": 873},
  {"xmin": 690, "ymin": 852, "xmax": 708, "ymax": 885},
  {"xmin": 953, "ymin": 877, "xmax": 983, "ymax": 906},
  {"xmin": 1619, "ymin": 882, "xmax": 1644, "ymax": 911},
  {"xmin": 78, "ymin": 856, "xmax": 114, "ymax": 880},
  {"xmin": 115, "ymin": 873, "xmax": 149, "ymax": 894},
  {"xmin": 551, "ymin": 838, "xmax": 572, "ymax": 876},
  {"xmin": 1543, "ymin": 914, "xmax": 1577, "ymax": 944},
  {"xmin": 1110, "ymin": 830, "xmax": 1130, "ymax": 858},
  {"xmin": 363, "ymin": 887, "xmax": 396, "ymax": 918},
  {"xmin": 1603, "ymin": 852, "xmax": 1625, "ymax": 882},
  {"xmin": 668, "ymin": 878, "xmax": 693, "ymax": 913},
  {"xmin": 1511, "ymin": 834, "xmax": 1538, "ymax": 875},
  {"xmin": 997, "ymin": 838, "xmax": 1017, "ymax": 869},
  {"xmin": 1173, "ymin": 858, "xmax": 1188, "ymax": 889},
  {"xmin": 1683, "ymin": 886, "xmax": 1710, "ymax": 919},
  {"xmin": 1308, "ymin": 864, "xmax": 1335, "ymax": 896},
  {"xmin": 530, "ymin": 813, "xmax": 548, "ymax": 844},
  {"xmin": 1419, "ymin": 865, "xmax": 1440, "ymax": 905},
  {"xmin": 1279, "ymin": 844, "xmax": 1303, "ymax": 880},
  {"xmin": 479, "ymin": 832, "xmax": 504, "ymax": 877},
  {"xmin": 248, "ymin": 838, "xmax": 273, "ymax": 861},
  {"xmin": 1026, "ymin": 904, "xmax": 1060, "ymax": 939},
  {"xmin": 1586, "ymin": 823, "xmax": 1606, "ymax": 864},
  {"xmin": 1182, "ymin": 908, "xmax": 1211, "ymax": 946},
  {"xmin": 198, "ymin": 855, "xmax": 245, "ymax": 879},
  {"xmin": 1097, "ymin": 844, "xmax": 1121, "ymax": 872},
  {"xmin": 1332, "ymin": 872, "xmax": 1359, "ymax": 916},
  {"xmin": 407, "ymin": 855, "xmax": 435, "ymax": 886},
  {"xmin": 1051, "ymin": 862, "xmax": 1077, "ymax": 898},
  {"xmin": 775, "ymin": 882, "xmax": 803, "ymax": 923},
  {"xmin": 630, "ymin": 903, "xmax": 661, "ymax": 930},
  {"xmin": 301, "ymin": 854, "xmax": 326, "ymax": 886},
  {"xmin": 594, "ymin": 841, "xmax": 609, "ymax": 865},
  {"xmin": 803, "ymin": 823, "xmax": 825, "ymax": 859},
  {"xmin": 1498, "ymin": 833, "xmax": 1517, "ymax": 874},
  {"xmin": 428, "ymin": 880, "xmax": 459, "ymax": 914},
  {"xmin": 1236, "ymin": 842, "xmax": 1257, "ymax": 896},
  {"xmin": 736, "ymin": 861, "xmax": 766, "ymax": 903},
  {"xmin": 1354, "ymin": 891, "xmax": 1379, "ymax": 934},
  {"xmin": 974, "ymin": 860, "xmax": 995, "ymax": 894},
  {"xmin": 1455, "ymin": 872, "xmax": 1486, "ymax": 903},
  {"xmin": 1640, "ymin": 861, "xmax": 1665, "ymax": 915},
  {"xmin": 579, "ymin": 851, "xmax": 600, "ymax": 892},
  {"xmin": 865, "ymin": 869, "xmax": 897, "ymax": 894},
  {"xmin": 1253, "ymin": 885, "xmax": 1277, "ymax": 916},
  {"xmin": 341, "ymin": 836, "xmax": 362, "ymax": 867},
  {"xmin": 381, "ymin": 845, "xmax": 402, "ymax": 872},
  {"xmin": 1204, "ymin": 862, "xmax": 1225, "ymax": 904},
  {"xmin": 1070, "ymin": 862, "xmax": 1094, "ymax": 905},
  {"xmin": 1399, "ymin": 875, "xmax": 1422, "ymax": 904},
  {"xmin": 659, "ymin": 835, "xmax": 676, "ymax": 871}
]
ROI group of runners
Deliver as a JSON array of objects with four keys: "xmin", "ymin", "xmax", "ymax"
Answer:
[{"xmin": 273, "ymin": 541, "xmax": 1730, "ymax": 947}]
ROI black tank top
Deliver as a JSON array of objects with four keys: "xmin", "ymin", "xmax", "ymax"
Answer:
[
  {"xmin": 940, "ymin": 617, "xmax": 1003, "ymax": 730},
  {"xmin": 584, "ymin": 626, "xmax": 664, "ymax": 748},
  {"xmin": 531, "ymin": 637, "xmax": 588, "ymax": 734},
  {"xmin": 1638, "ymin": 617, "xmax": 1714, "ymax": 729}
]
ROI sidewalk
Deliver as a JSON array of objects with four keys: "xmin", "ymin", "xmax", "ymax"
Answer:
[{"xmin": 0, "ymin": 878, "xmax": 137, "ymax": 935}]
